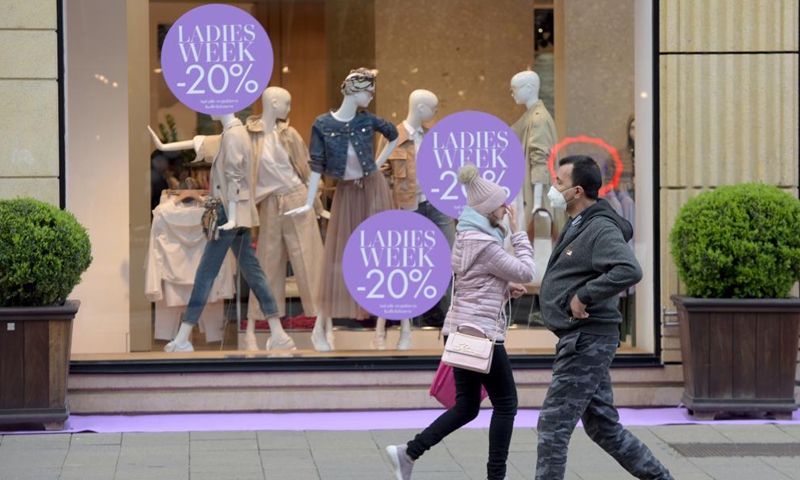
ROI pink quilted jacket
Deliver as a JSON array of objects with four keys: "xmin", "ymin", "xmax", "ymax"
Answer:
[{"xmin": 442, "ymin": 231, "xmax": 535, "ymax": 342}]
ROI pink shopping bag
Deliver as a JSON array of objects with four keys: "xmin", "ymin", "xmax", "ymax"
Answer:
[{"xmin": 429, "ymin": 361, "xmax": 489, "ymax": 409}]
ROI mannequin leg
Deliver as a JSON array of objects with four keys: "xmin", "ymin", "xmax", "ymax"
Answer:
[
  {"xmin": 166, "ymin": 227, "xmax": 237, "ymax": 352},
  {"xmin": 244, "ymin": 317, "xmax": 259, "ymax": 351},
  {"xmin": 397, "ymin": 318, "xmax": 412, "ymax": 350},
  {"xmin": 372, "ymin": 317, "xmax": 387, "ymax": 350},
  {"xmin": 266, "ymin": 315, "xmax": 295, "ymax": 350},
  {"xmin": 171, "ymin": 322, "xmax": 194, "ymax": 348},
  {"xmin": 311, "ymin": 314, "xmax": 332, "ymax": 352},
  {"xmin": 230, "ymin": 229, "xmax": 295, "ymax": 351},
  {"xmin": 325, "ymin": 316, "xmax": 335, "ymax": 349}
]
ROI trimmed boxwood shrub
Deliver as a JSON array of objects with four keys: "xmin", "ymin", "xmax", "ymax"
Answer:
[
  {"xmin": 0, "ymin": 198, "xmax": 92, "ymax": 307},
  {"xmin": 669, "ymin": 183, "xmax": 800, "ymax": 298}
]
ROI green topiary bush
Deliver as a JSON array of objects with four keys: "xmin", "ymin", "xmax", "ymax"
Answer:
[
  {"xmin": 669, "ymin": 183, "xmax": 800, "ymax": 299},
  {"xmin": 0, "ymin": 198, "xmax": 92, "ymax": 307}
]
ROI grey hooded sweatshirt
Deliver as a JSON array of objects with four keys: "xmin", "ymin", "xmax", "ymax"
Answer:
[{"xmin": 539, "ymin": 199, "xmax": 642, "ymax": 338}]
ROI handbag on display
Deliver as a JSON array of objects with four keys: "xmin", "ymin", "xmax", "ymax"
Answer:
[
  {"xmin": 429, "ymin": 360, "xmax": 488, "ymax": 408},
  {"xmin": 526, "ymin": 207, "xmax": 557, "ymax": 287}
]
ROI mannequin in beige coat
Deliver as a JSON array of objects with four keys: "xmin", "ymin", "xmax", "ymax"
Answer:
[
  {"xmin": 148, "ymin": 112, "xmax": 294, "ymax": 352},
  {"xmin": 510, "ymin": 71, "xmax": 559, "ymax": 232}
]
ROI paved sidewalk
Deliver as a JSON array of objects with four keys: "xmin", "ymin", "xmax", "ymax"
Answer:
[{"xmin": 1, "ymin": 424, "xmax": 800, "ymax": 480}]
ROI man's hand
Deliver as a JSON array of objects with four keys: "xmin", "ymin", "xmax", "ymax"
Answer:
[
  {"xmin": 570, "ymin": 294, "xmax": 589, "ymax": 319},
  {"xmin": 508, "ymin": 282, "xmax": 526, "ymax": 299}
]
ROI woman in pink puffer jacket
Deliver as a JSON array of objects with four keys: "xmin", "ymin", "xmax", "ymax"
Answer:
[{"xmin": 387, "ymin": 164, "xmax": 535, "ymax": 480}]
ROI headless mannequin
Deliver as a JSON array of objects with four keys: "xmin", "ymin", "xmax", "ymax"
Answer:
[
  {"xmin": 372, "ymin": 90, "xmax": 441, "ymax": 350},
  {"xmin": 246, "ymin": 86, "xmax": 331, "ymax": 350},
  {"xmin": 147, "ymin": 113, "xmax": 294, "ymax": 351},
  {"xmin": 511, "ymin": 71, "xmax": 551, "ymax": 230},
  {"xmin": 285, "ymin": 85, "xmax": 399, "ymax": 351}
]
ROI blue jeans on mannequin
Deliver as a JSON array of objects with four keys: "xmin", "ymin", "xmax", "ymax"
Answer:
[
  {"xmin": 183, "ymin": 208, "xmax": 279, "ymax": 326},
  {"xmin": 415, "ymin": 200, "xmax": 455, "ymax": 325}
]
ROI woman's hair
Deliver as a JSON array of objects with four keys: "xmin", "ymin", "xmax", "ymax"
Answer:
[
  {"xmin": 341, "ymin": 68, "xmax": 376, "ymax": 95},
  {"xmin": 488, "ymin": 212, "xmax": 508, "ymax": 238}
]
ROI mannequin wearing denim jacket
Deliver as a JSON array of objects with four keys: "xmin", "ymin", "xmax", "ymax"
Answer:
[{"xmin": 285, "ymin": 68, "xmax": 399, "ymax": 351}]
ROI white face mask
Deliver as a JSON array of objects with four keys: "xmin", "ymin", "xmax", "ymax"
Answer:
[{"xmin": 547, "ymin": 185, "xmax": 574, "ymax": 211}]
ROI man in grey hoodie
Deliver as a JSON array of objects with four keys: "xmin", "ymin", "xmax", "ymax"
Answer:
[{"xmin": 535, "ymin": 155, "xmax": 674, "ymax": 480}]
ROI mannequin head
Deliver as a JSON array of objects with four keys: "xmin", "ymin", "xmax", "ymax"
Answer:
[
  {"xmin": 262, "ymin": 87, "xmax": 292, "ymax": 120},
  {"xmin": 510, "ymin": 71, "xmax": 541, "ymax": 106},
  {"xmin": 341, "ymin": 68, "xmax": 376, "ymax": 107},
  {"xmin": 408, "ymin": 89, "xmax": 439, "ymax": 124}
]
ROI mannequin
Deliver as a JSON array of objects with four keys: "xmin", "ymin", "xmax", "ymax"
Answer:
[
  {"xmin": 375, "ymin": 89, "xmax": 453, "ymax": 350},
  {"xmin": 286, "ymin": 68, "xmax": 399, "ymax": 350},
  {"xmin": 147, "ymin": 112, "xmax": 293, "ymax": 352},
  {"xmin": 243, "ymin": 87, "xmax": 330, "ymax": 351},
  {"xmin": 510, "ymin": 71, "xmax": 558, "ymax": 232}
]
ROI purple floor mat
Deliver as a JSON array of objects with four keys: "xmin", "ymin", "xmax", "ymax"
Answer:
[{"xmin": 2, "ymin": 408, "xmax": 799, "ymax": 435}]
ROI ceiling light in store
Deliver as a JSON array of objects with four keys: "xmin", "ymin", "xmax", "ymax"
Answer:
[
  {"xmin": 282, "ymin": 65, "xmax": 290, "ymax": 73},
  {"xmin": 154, "ymin": 68, "xmax": 162, "ymax": 74},
  {"xmin": 112, "ymin": 82, "xmax": 119, "ymax": 88},
  {"xmin": 411, "ymin": 67, "xmax": 419, "ymax": 74},
  {"xmin": 538, "ymin": 28, "xmax": 544, "ymax": 33},
  {"xmin": 457, "ymin": 90, "xmax": 465, "ymax": 97},
  {"xmin": 639, "ymin": 91, "xmax": 649, "ymax": 99}
]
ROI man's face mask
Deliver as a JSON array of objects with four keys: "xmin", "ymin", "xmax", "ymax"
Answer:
[{"xmin": 548, "ymin": 185, "xmax": 576, "ymax": 211}]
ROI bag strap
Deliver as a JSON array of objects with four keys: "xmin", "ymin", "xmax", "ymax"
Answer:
[
  {"xmin": 527, "ymin": 207, "xmax": 557, "ymax": 245},
  {"xmin": 446, "ymin": 271, "xmax": 509, "ymax": 346}
]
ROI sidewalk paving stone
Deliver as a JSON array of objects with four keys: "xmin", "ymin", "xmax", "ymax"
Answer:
[{"xmin": 1, "ymin": 424, "xmax": 800, "ymax": 480}]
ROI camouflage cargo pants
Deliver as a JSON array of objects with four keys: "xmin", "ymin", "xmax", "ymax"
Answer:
[{"xmin": 535, "ymin": 331, "xmax": 674, "ymax": 480}]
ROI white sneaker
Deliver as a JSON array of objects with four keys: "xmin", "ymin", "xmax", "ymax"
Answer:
[
  {"xmin": 397, "ymin": 331, "xmax": 412, "ymax": 351},
  {"xmin": 371, "ymin": 332, "xmax": 387, "ymax": 350},
  {"xmin": 311, "ymin": 327, "xmax": 332, "ymax": 352},
  {"xmin": 244, "ymin": 333, "xmax": 259, "ymax": 351},
  {"xmin": 265, "ymin": 335, "xmax": 297, "ymax": 351},
  {"xmin": 164, "ymin": 340, "xmax": 194, "ymax": 352}
]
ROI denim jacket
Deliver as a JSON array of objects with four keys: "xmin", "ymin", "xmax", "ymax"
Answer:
[{"xmin": 309, "ymin": 111, "xmax": 399, "ymax": 179}]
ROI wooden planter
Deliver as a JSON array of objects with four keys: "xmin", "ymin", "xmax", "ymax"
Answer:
[
  {"xmin": 0, "ymin": 300, "xmax": 78, "ymax": 431},
  {"xmin": 671, "ymin": 295, "xmax": 800, "ymax": 420}
]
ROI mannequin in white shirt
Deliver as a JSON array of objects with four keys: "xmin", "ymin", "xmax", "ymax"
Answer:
[
  {"xmin": 374, "ymin": 89, "xmax": 447, "ymax": 350},
  {"xmin": 148, "ymin": 112, "xmax": 295, "ymax": 352},
  {"xmin": 285, "ymin": 69, "xmax": 399, "ymax": 351},
  {"xmin": 244, "ymin": 86, "xmax": 331, "ymax": 351}
]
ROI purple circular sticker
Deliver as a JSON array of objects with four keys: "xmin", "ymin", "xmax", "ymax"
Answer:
[
  {"xmin": 343, "ymin": 211, "xmax": 452, "ymax": 320},
  {"xmin": 417, "ymin": 111, "xmax": 525, "ymax": 219},
  {"xmin": 161, "ymin": 4, "xmax": 273, "ymax": 114}
]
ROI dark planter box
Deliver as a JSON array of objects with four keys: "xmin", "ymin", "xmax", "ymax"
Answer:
[
  {"xmin": 671, "ymin": 295, "xmax": 800, "ymax": 420},
  {"xmin": 0, "ymin": 300, "xmax": 78, "ymax": 431}
]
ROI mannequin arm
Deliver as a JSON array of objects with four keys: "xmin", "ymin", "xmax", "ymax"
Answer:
[
  {"xmin": 375, "ymin": 139, "xmax": 399, "ymax": 168},
  {"xmin": 533, "ymin": 183, "xmax": 543, "ymax": 211},
  {"xmin": 285, "ymin": 171, "xmax": 321, "ymax": 216},
  {"xmin": 148, "ymin": 126, "xmax": 198, "ymax": 152},
  {"xmin": 218, "ymin": 200, "xmax": 237, "ymax": 230}
]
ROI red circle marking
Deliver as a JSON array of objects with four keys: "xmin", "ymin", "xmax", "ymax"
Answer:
[{"xmin": 547, "ymin": 135, "xmax": 623, "ymax": 196}]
